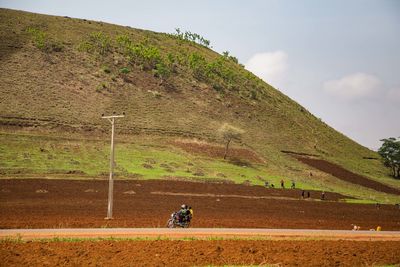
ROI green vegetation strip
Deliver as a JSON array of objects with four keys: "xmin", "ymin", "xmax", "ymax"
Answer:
[{"xmin": 0, "ymin": 235, "xmax": 352, "ymax": 243}]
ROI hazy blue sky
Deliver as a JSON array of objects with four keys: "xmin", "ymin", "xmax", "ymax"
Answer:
[{"xmin": 1, "ymin": 0, "xmax": 399, "ymax": 150}]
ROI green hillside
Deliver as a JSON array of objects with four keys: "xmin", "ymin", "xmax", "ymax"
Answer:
[{"xmin": 0, "ymin": 8, "xmax": 399, "ymax": 203}]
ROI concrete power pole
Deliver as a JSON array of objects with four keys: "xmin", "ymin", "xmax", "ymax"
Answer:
[{"xmin": 102, "ymin": 113, "xmax": 125, "ymax": 220}]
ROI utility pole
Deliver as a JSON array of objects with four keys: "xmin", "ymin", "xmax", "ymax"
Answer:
[{"xmin": 102, "ymin": 113, "xmax": 125, "ymax": 220}]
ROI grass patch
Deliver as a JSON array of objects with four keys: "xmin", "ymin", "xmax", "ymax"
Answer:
[
  {"xmin": 0, "ymin": 132, "xmax": 304, "ymax": 187},
  {"xmin": 1, "ymin": 131, "xmax": 400, "ymax": 204},
  {"xmin": 0, "ymin": 235, "xmax": 334, "ymax": 243},
  {"xmin": 343, "ymin": 198, "xmax": 382, "ymax": 204}
]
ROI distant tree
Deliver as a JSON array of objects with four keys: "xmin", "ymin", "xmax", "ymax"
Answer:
[
  {"xmin": 172, "ymin": 28, "xmax": 210, "ymax": 47},
  {"xmin": 222, "ymin": 51, "xmax": 239, "ymax": 63},
  {"xmin": 218, "ymin": 123, "xmax": 244, "ymax": 160},
  {"xmin": 378, "ymin": 137, "xmax": 400, "ymax": 178},
  {"xmin": 222, "ymin": 51, "xmax": 230, "ymax": 58}
]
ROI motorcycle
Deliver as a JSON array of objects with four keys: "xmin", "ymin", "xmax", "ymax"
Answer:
[{"xmin": 166, "ymin": 211, "xmax": 191, "ymax": 228}]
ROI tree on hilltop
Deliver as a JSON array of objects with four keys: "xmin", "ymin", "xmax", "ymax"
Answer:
[
  {"xmin": 218, "ymin": 123, "xmax": 244, "ymax": 160},
  {"xmin": 378, "ymin": 137, "xmax": 400, "ymax": 178}
]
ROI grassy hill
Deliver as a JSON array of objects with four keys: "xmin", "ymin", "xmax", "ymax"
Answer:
[{"xmin": 1, "ymin": 8, "xmax": 399, "ymax": 203}]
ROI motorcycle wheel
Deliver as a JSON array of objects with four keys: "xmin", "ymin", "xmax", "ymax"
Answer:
[{"xmin": 166, "ymin": 219, "xmax": 175, "ymax": 228}]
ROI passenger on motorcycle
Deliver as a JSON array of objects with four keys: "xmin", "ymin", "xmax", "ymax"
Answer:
[
  {"xmin": 178, "ymin": 204, "xmax": 191, "ymax": 223},
  {"xmin": 188, "ymin": 206, "xmax": 193, "ymax": 218}
]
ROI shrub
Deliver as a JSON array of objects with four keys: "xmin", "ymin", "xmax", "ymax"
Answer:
[
  {"xmin": 48, "ymin": 41, "xmax": 64, "ymax": 52},
  {"xmin": 91, "ymin": 32, "xmax": 111, "ymax": 55},
  {"xmin": 26, "ymin": 27, "xmax": 63, "ymax": 52},
  {"xmin": 77, "ymin": 41, "xmax": 93, "ymax": 53},
  {"xmin": 173, "ymin": 28, "xmax": 211, "ymax": 47},
  {"xmin": 116, "ymin": 34, "xmax": 132, "ymax": 54},
  {"xmin": 154, "ymin": 62, "xmax": 171, "ymax": 81},
  {"xmin": 222, "ymin": 51, "xmax": 239, "ymax": 64},
  {"xmin": 119, "ymin": 67, "xmax": 130, "ymax": 74},
  {"xmin": 115, "ymin": 34, "xmax": 174, "ymax": 80},
  {"xmin": 96, "ymin": 82, "xmax": 108, "ymax": 92},
  {"xmin": 206, "ymin": 57, "xmax": 225, "ymax": 79},
  {"xmin": 127, "ymin": 43, "xmax": 161, "ymax": 70},
  {"xmin": 102, "ymin": 66, "xmax": 111, "ymax": 73},
  {"xmin": 166, "ymin": 53, "xmax": 177, "ymax": 73},
  {"xmin": 116, "ymin": 35, "xmax": 162, "ymax": 70},
  {"xmin": 212, "ymin": 83, "xmax": 224, "ymax": 93},
  {"xmin": 174, "ymin": 28, "xmax": 184, "ymax": 40},
  {"xmin": 26, "ymin": 27, "xmax": 46, "ymax": 50},
  {"xmin": 79, "ymin": 32, "xmax": 111, "ymax": 55},
  {"xmin": 188, "ymin": 52, "xmax": 207, "ymax": 80}
]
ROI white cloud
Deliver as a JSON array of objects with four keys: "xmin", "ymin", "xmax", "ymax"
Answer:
[
  {"xmin": 245, "ymin": 51, "xmax": 288, "ymax": 87},
  {"xmin": 323, "ymin": 72, "xmax": 382, "ymax": 100}
]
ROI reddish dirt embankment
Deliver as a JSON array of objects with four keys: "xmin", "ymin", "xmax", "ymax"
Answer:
[
  {"xmin": 1, "ymin": 240, "xmax": 400, "ymax": 267},
  {"xmin": 172, "ymin": 140, "xmax": 265, "ymax": 164},
  {"xmin": 1, "ymin": 179, "xmax": 400, "ymax": 230},
  {"xmin": 296, "ymin": 157, "xmax": 400, "ymax": 195}
]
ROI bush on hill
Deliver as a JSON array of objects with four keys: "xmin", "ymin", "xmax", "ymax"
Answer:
[
  {"xmin": 78, "ymin": 31, "xmax": 111, "ymax": 55},
  {"xmin": 173, "ymin": 28, "xmax": 210, "ymax": 48},
  {"xmin": 26, "ymin": 27, "xmax": 63, "ymax": 52}
]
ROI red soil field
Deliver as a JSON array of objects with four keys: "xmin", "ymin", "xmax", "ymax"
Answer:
[
  {"xmin": 295, "ymin": 156, "xmax": 400, "ymax": 195},
  {"xmin": 1, "ymin": 179, "xmax": 400, "ymax": 230},
  {"xmin": 1, "ymin": 239, "xmax": 400, "ymax": 267}
]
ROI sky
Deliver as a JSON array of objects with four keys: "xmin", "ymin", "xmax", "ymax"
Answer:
[{"xmin": 1, "ymin": 0, "xmax": 399, "ymax": 150}]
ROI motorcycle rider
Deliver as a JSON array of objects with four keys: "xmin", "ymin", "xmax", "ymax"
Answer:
[
  {"xmin": 167, "ymin": 204, "xmax": 193, "ymax": 228},
  {"xmin": 178, "ymin": 204, "xmax": 188, "ymax": 223}
]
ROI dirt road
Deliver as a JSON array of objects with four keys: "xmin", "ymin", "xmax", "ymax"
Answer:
[{"xmin": 2, "ymin": 228, "xmax": 400, "ymax": 241}]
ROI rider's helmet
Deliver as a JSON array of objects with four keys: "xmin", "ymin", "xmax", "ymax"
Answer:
[{"xmin": 181, "ymin": 204, "xmax": 187, "ymax": 209}]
